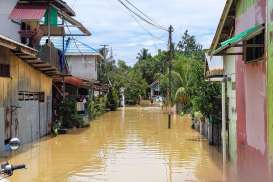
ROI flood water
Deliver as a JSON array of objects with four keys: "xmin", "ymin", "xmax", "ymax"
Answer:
[{"xmin": 3, "ymin": 107, "xmax": 227, "ymax": 182}]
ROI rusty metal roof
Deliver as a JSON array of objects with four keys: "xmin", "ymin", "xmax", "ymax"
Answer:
[
  {"xmin": 18, "ymin": 0, "xmax": 76, "ymax": 16},
  {"xmin": 9, "ymin": 4, "xmax": 47, "ymax": 21}
]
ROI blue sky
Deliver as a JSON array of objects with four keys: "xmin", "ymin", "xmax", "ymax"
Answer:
[{"xmin": 66, "ymin": 0, "xmax": 225, "ymax": 66}]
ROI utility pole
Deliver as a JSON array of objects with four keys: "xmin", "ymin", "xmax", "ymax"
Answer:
[
  {"xmin": 167, "ymin": 25, "xmax": 174, "ymax": 129},
  {"xmin": 100, "ymin": 44, "xmax": 109, "ymax": 60}
]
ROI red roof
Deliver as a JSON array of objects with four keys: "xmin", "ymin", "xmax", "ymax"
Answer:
[
  {"xmin": 54, "ymin": 76, "xmax": 87, "ymax": 87},
  {"xmin": 9, "ymin": 4, "xmax": 47, "ymax": 21}
]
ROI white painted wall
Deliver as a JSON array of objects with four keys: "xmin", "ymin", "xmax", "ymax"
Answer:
[
  {"xmin": 0, "ymin": 0, "xmax": 20, "ymax": 41},
  {"xmin": 67, "ymin": 55, "xmax": 98, "ymax": 81},
  {"xmin": 224, "ymin": 48, "xmax": 237, "ymax": 162}
]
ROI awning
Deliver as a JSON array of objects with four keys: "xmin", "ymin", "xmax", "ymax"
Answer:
[
  {"xmin": 0, "ymin": 34, "xmax": 38, "ymax": 57},
  {"xmin": 54, "ymin": 76, "xmax": 92, "ymax": 88},
  {"xmin": 0, "ymin": 34, "xmax": 62, "ymax": 77},
  {"xmin": 9, "ymin": 4, "xmax": 47, "ymax": 21},
  {"xmin": 213, "ymin": 24, "xmax": 265, "ymax": 55},
  {"xmin": 57, "ymin": 10, "xmax": 91, "ymax": 36}
]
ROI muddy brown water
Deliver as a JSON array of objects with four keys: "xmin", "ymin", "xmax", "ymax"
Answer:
[{"xmin": 2, "ymin": 107, "xmax": 228, "ymax": 182}]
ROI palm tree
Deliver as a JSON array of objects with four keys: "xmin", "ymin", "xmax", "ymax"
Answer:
[
  {"xmin": 156, "ymin": 70, "xmax": 183, "ymax": 106},
  {"xmin": 175, "ymin": 87, "xmax": 188, "ymax": 105}
]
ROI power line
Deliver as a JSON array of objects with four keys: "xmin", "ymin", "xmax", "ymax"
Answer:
[
  {"xmin": 65, "ymin": 22, "xmax": 84, "ymax": 56},
  {"xmin": 127, "ymin": 11, "xmax": 162, "ymax": 51},
  {"xmin": 123, "ymin": 0, "xmax": 157, "ymax": 24},
  {"xmin": 116, "ymin": 0, "xmax": 168, "ymax": 31},
  {"xmin": 115, "ymin": 0, "xmax": 167, "ymax": 51}
]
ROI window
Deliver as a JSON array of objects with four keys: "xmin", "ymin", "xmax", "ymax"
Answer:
[
  {"xmin": 244, "ymin": 31, "xmax": 264, "ymax": 63},
  {"xmin": 0, "ymin": 64, "xmax": 10, "ymax": 77},
  {"xmin": 39, "ymin": 92, "xmax": 45, "ymax": 102}
]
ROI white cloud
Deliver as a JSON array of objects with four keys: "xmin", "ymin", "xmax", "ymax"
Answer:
[{"xmin": 65, "ymin": 0, "xmax": 225, "ymax": 65}]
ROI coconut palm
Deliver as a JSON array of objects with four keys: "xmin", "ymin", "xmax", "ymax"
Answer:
[
  {"xmin": 156, "ymin": 70, "xmax": 183, "ymax": 105},
  {"xmin": 175, "ymin": 87, "xmax": 188, "ymax": 105}
]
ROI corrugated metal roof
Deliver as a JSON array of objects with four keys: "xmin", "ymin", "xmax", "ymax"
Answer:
[
  {"xmin": 42, "ymin": 37, "xmax": 101, "ymax": 57},
  {"xmin": 213, "ymin": 24, "xmax": 264, "ymax": 55},
  {"xmin": 9, "ymin": 4, "xmax": 47, "ymax": 21}
]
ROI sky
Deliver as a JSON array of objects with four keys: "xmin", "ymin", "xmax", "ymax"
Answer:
[{"xmin": 65, "ymin": 0, "xmax": 226, "ymax": 66}]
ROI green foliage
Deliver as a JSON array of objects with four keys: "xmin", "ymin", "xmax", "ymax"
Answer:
[
  {"xmin": 88, "ymin": 96, "xmax": 107, "ymax": 120},
  {"xmin": 125, "ymin": 71, "xmax": 148, "ymax": 104},
  {"xmin": 107, "ymin": 88, "xmax": 119, "ymax": 111},
  {"xmin": 134, "ymin": 50, "xmax": 167, "ymax": 85},
  {"xmin": 177, "ymin": 30, "xmax": 205, "ymax": 60},
  {"xmin": 58, "ymin": 97, "xmax": 84, "ymax": 129},
  {"xmin": 136, "ymin": 48, "xmax": 152, "ymax": 61},
  {"xmin": 107, "ymin": 61, "xmax": 148, "ymax": 105},
  {"xmin": 157, "ymin": 70, "xmax": 183, "ymax": 105},
  {"xmin": 175, "ymin": 87, "xmax": 188, "ymax": 104},
  {"xmin": 194, "ymin": 111, "xmax": 203, "ymax": 120},
  {"xmin": 97, "ymin": 29, "xmax": 220, "ymax": 119},
  {"xmin": 172, "ymin": 53, "xmax": 221, "ymax": 118},
  {"xmin": 87, "ymin": 99, "xmax": 95, "ymax": 120}
]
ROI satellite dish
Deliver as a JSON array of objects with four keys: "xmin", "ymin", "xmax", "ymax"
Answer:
[{"xmin": 9, "ymin": 138, "xmax": 21, "ymax": 151}]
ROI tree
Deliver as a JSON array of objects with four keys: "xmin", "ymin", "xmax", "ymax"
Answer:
[
  {"xmin": 175, "ymin": 87, "xmax": 188, "ymax": 105},
  {"xmin": 134, "ymin": 50, "xmax": 167, "ymax": 86},
  {"xmin": 157, "ymin": 70, "xmax": 183, "ymax": 105},
  {"xmin": 172, "ymin": 54, "xmax": 221, "ymax": 117},
  {"xmin": 108, "ymin": 61, "xmax": 148, "ymax": 105},
  {"xmin": 136, "ymin": 48, "xmax": 152, "ymax": 61},
  {"xmin": 177, "ymin": 30, "xmax": 204, "ymax": 60}
]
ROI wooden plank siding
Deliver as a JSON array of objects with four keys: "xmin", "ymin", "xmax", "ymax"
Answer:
[{"xmin": 0, "ymin": 46, "xmax": 52, "ymax": 149}]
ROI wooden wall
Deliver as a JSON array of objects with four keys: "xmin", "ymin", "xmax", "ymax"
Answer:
[{"xmin": 0, "ymin": 47, "xmax": 53, "ymax": 150}]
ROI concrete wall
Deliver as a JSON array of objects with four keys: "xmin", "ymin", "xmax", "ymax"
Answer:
[
  {"xmin": 234, "ymin": 0, "xmax": 268, "ymax": 180},
  {"xmin": 224, "ymin": 48, "xmax": 237, "ymax": 163},
  {"xmin": 67, "ymin": 55, "xmax": 98, "ymax": 81},
  {"xmin": 0, "ymin": 47, "xmax": 52, "ymax": 151},
  {"xmin": 0, "ymin": 0, "xmax": 20, "ymax": 41}
]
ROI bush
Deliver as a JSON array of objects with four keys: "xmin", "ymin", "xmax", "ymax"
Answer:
[
  {"xmin": 88, "ymin": 95, "xmax": 107, "ymax": 120},
  {"xmin": 58, "ymin": 97, "xmax": 84, "ymax": 129},
  {"xmin": 107, "ymin": 88, "xmax": 119, "ymax": 111}
]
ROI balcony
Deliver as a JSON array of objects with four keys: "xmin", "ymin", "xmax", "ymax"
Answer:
[{"xmin": 39, "ymin": 43, "xmax": 59, "ymax": 69}]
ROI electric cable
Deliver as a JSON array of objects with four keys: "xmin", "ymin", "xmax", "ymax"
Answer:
[{"xmin": 116, "ymin": 0, "xmax": 168, "ymax": 31}]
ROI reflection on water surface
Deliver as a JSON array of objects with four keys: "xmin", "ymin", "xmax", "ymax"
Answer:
[{"xmin": 4, "ymin": 107, "xmax": 226, "ymax": 182}]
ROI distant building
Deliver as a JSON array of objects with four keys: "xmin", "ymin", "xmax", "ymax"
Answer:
[
  {"xmin": 51, "ymin": 38, "xmax": 107, "ymax": 117},
  {"xmin": 150, "ymin": 81, "xmax": 160, "ymax": 99}
]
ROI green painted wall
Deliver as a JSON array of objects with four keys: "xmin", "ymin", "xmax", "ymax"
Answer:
[
  {"xmin": 44, "ymin": 7, "xmax": 58, "ymax": 26},
  {"xmin": 224, "ymin": 48, "xmax": 237, "ymax": 163},
  {"xmin": 267, "ymin": 0, "xmax": 273, "ymax": 162},
  {"xmin": 236, "ymin": 0, "xmax": 257, "ymax": 16}
]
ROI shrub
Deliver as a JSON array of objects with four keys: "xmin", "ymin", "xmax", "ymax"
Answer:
[
  {"xmin": 58, "ymin": 97, "xmax": 84, "ymax": 129},
  {"xmin": 88, "ymin": 95, "xmax": 107, "ymax": 120},
  {"xmin": 107, "ymin": 88, "xmax": 119, "ymax": 111}
]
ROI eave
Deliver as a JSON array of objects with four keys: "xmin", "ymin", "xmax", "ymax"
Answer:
[
  {"xmin": 0, "ymin": 34, "xmax": 60, "ymax": 77},
  {"xmin": 18, "ymin": 0, "xmax": 75, "ymax": 16},
  {"xmin": 209, "ymin": 0, "xmax": 236, "ymax": 55}
]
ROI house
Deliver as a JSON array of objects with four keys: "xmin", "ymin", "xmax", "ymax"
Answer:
[
  {"xmin": 209, "ymin": 0, "xmax": 271, "ymax": 179},
  {"xmin": 0, "ymin": 0, "xmax": 90, "ymax": 152},
  {"xmin": 51, "ymin": 38, "xmax": 105, "ymax": 116},
  {"xmin": 150, "ymin": 81, "xmax": 161, "ymax": 99}
]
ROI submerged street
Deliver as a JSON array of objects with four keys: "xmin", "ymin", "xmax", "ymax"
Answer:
[{"xmin": 5, "ymin": 107, "xmax": 226, "ymax": 182}]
